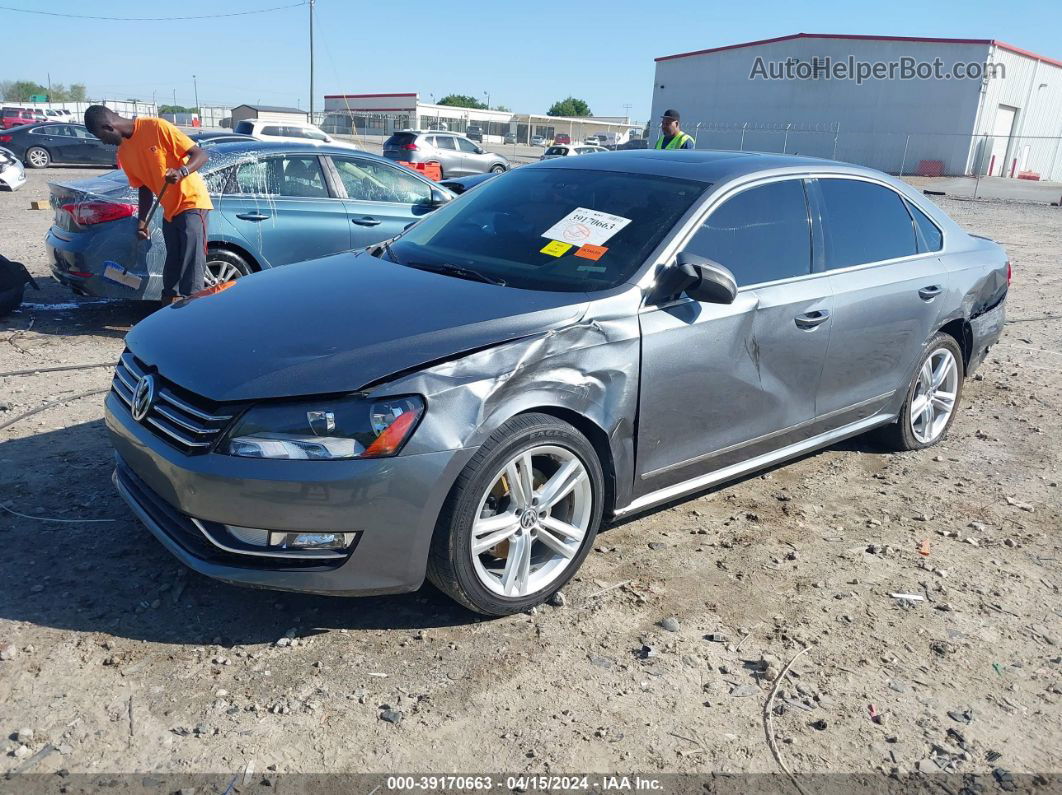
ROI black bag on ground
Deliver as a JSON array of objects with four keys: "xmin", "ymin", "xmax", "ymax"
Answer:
[{"xmin": 0, "ymin": 254, "xmax": 40, "ymax": 319}]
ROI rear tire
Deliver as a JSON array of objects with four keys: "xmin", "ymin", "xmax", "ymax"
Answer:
[
  {"xmin": 204, "ymin": 248, "xmax": 253, "ymax": 286},
  {"xmin": 427, "ymin": 413, "xmax": 604, "ymax": 616},
  {"xmin": 25, "ymin": 147, "xmax": 50, "ymax": 169},
  {"xmin": 878, "ymin": 332, "xmax": 964, "ymax": 451}
]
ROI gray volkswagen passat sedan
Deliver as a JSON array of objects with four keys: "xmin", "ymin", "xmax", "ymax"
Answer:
[{"xmin": 106, "ymin": 150, "xmax": 1009, "ymax": 615}]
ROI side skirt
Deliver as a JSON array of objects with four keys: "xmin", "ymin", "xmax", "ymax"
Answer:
[{"xmin": 614, "ymin": 413, "xmax": 893, "ymax": 518}]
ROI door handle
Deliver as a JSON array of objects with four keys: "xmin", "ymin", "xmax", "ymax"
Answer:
[
  {"xmin": 351, "ymin": 216, "xmax": 381, "ymax": 227},
  {"xmin": 918, "ymin": 285, "xmax": 942, "ymax": 300},
  {"xmin": 235, "ymin": 212, "xmax": 270, "ymax": 221},
  {"xmin": 794, "ymin": 309, "xmax": 831, "ymax": 330}
]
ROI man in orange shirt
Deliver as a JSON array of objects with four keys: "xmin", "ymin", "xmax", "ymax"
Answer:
[{"xmin": 84, "ymin": 105, "xmax": 212, "ymax": 302}]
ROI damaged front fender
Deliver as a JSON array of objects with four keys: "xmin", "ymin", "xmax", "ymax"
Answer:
[{"xmin": 370, "ymin": 288, "xmax": 644, "ymax": 512}]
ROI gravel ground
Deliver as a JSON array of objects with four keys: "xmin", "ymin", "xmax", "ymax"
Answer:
[{"xmin": 0, "ymin": 168, "xmax": 1059, "ymax": 786}]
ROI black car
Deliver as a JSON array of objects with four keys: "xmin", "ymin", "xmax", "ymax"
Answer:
[
  {"xmin": 0, "ymin": 124, "xmax": 252, "ymax": 170},
  {"xmin": 0, "ymin": 122, "xmax": 117, "ymax": 168},
  {"xmin": 466, "ymin": 125, "xmax": 484, "ymax": 142}
]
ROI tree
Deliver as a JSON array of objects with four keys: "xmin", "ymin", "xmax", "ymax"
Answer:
[
  {"xmin": 66, "ymin": 84, "xmax": 87, "ymax": 102},
  {"xmin": 2, "ymin": 80, "xmax": 48, "ymax": 101},
  {"xmin": 0, "ymin": 79, "xmax": 89, "ymax": 102},
  {"xmin": 437, "ymin": 94, "xmax": 488, "ymax": 110},
  {"xmin": 547, "ymin": 97, "xmax": 592, "ymax": 117},
  {"xmin": 159, "ymin": 104, "xmax": 192, "ymax": 115},
  {"xmin": 492, "ymin": 104, "xmax": 511, "ymax": 113}
]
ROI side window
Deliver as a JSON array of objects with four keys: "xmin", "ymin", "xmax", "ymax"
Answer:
[
  {"xmin": 435, "ymin": 136, "xmax": 457, "ymax": 150},
  {"xmin": 683, "ymin": 180, "xmax": 812, "ymax": 287},
  {"xmin": 333, "ymin": 158, "xmax": 431, "ymax": 204},
  {"xmin": 304, "ymin": 128, "xmax": 328, "ymax": 142},
  {"xmin": 906, "ymin": 200, "xmax": 943, "ymax": 253},
  {"xmin": 278, "ymin": 156, "xmax": 329, "ymax": 197},
  {"xmin": 202, "ymin": 166, "xmax": 231, "ymax": 194},
  {"xmin": 231, "ymin": 157, "xmax": 329, "ymax": 198},
  {"xmin": 71, "ymin": 126, "xmax": 96, "ymax": 139},
  {"xmin": 261, "ymin": 125, "xmax": 284, "ymax": 136},
  {"xmin": 818, "ymin": 179, "xmax": 917, "ymax": 269},
  {"xmin": 456, "ymin": 137, "xmax": 478, "ymax": 153}
]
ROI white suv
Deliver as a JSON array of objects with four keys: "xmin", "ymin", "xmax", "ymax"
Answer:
[{"xmin": 233, "ymin": 119, "xmax": 355, "ymax": 148}]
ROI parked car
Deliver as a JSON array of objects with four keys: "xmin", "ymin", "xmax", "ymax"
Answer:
[
  {"xmin": 530, "ymin": 135, "xmax": 546, "ymax": 146},
  {"xmin": 0, "ymin": 122, "xmax": 118, "ymax": 168},
  {"xmin": 503, "ymin": 132, "xmax": 516, "ymax": 145},
  {"xmin": 190, "ymin": 131, "xmax": 256, "ymax": 146},
  {"xmin": 382, "ymin": 131, "xmax": 509, "ymax": 178},
  {"xmin": 1, "ymin": 107, "xmax": 47, "ymax": 129},
  {"xmin": 232, "ymin": 119, "xmax": 352, "ymax": 148},
  {"xmin": 0, "ymin": 146, "xmax": 26, "ymax": 191},
  {"xmin": 43, "ymin": 108, "xmax": 75, "ymax": 122},
  {"xmin": 539, "ymin": 144, "xmax": 606, "ymax": 160},
  {"xmin": 103, "ymin": 150, "xmax": 1009, "ymax": 615},
  {"xmin": 553, "ymin": 133, "xmax": 571, "ymax": 145},
  {"xmin": 46, "ymin": 141, "xmax": 453, "ymax": 300},
  {"xmin": 438, "ymin": 172, "xmax": 498, "ymax": 195},
  {"xmin": 465, "ymin": 125, "xmax": 484, "ymax": 142}
]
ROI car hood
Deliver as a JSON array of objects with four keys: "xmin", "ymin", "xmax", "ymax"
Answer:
[{"xmin": 126, "ymin": 252, "xmax": 590, "ymax": 402}]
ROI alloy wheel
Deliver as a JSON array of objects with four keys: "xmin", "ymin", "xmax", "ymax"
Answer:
[
  {"xmin": 470, "ymin": 445, "xmax": 593, "ymax": 598},
  {"xmin": 910, "ymin": 347, "xmax": 959, "ymax": 444},
  {"xmin": 204, "ymin": 260, "xmax": 243, "ymax": 286},
  {"xmin": 27, "ymin": 148, "xmax": 48, "ymax": 168}
]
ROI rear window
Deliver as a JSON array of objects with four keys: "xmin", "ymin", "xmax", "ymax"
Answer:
[
  {"xmin": 389, "ymin": 167, "xmax": 707, "ymax": 292},
  {"xmin": 234, "ymin": 120, "xmax": 254, "ymax": 135},
  {"xmin": 385, "ymin": 133, "xmax": 418, "ymax": 148},
  {"xmin": 545, "ymin": 147, "xmax": 567, "ymax": 156}
]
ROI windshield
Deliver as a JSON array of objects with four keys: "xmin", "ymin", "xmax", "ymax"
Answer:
[{"xmin": 387, "ymin": 166, "xmax": 707, "ymax": 292}]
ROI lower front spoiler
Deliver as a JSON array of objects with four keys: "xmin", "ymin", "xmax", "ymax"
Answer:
[{"xmin": 112, "ymin": 455, "xmax": 451, "ymax": 598}]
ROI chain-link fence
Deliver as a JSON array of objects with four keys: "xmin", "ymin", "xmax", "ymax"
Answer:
[{"xmin": 682, "ymin": 121, "xmax": 1062, "ymax": 182}]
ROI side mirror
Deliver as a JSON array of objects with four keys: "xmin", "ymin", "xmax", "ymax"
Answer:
[
  {"xmin": 474, "ymin": 146, "xmax": 484, "ymax": 155},
  {"xmin": 653, "ymin": 252, "xmax": 738, "ymax": 305},
  {"xmin": 427, "ymin": 187, "xmax": 451, "ymax": 207}
]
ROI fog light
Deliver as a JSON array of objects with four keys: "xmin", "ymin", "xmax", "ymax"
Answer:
[{"xmin": 269, "ymin": 532, "xmax": 357, "ymax": 550}]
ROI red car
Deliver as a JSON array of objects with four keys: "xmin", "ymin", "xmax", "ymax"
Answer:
[
  {"xmin": 554, "ymin": 133, "xmax": 571, "ymax": 145},
  {"xmin": 1, "ymin": 107, "xmax": 47, "ymax": 130}
]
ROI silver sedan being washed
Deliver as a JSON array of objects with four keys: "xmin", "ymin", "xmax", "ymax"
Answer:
[{"xmin": 106, "ymin": 150, "xmax": 1009, "ymax": 615}]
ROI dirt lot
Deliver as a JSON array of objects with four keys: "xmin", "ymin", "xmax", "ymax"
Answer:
[{"xmin": 0, "ymin": 167, "xmax": 1060, "ymax": 789}]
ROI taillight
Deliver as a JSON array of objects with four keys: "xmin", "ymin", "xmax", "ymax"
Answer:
[
  {"xmin": 61, "ymin": 201, "xmax": 136, "ymax": 226},
  {"xmin": 0, "ymin": 135, "xmax": 11, "ymax": 143},
  {"xmin": 1006, "ymin": 261, "xmax": 1012, "ymax": 285},
  {"xmin": 401, "ymin": 143, "xmax": 417, "ymax": 150}
]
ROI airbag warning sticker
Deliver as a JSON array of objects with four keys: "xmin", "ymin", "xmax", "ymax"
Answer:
[
  {"xmin": 542, "ymin": 208, "xmax": 631, "ymax": 247},
  {"xmin": 540, "ymin": 240, "xmax": 573, "ymax": 257}
]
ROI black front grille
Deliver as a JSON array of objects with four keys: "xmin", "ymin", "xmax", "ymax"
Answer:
[
  {"xmin": 115, "ymin": 461, "xmax": 345, "ymax": 571},
  {"xmin": 111, "ymin": 352, "xmax": 235, "ymax": 454}
]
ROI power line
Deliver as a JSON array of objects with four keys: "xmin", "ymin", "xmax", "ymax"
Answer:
[{"xmin": 0, "ymin": 1, "xmax": 305, "ymax": 21}]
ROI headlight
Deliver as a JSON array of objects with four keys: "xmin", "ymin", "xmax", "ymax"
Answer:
[{"xmin": 223, "ymin": 395, "xmax": 424, "ymax": 460}]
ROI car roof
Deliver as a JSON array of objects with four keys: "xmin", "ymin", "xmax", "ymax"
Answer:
[
  {"xmin": 531, "ymin": 148, "xmax": 889, "ymax": 183},
  {"xmin": 203, "ymin": 139, "xmax": 386, "ymax": 162}
]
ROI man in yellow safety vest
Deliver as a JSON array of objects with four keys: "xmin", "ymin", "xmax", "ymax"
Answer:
[{"xmin": 654, "ymin": 109, "xmax": 695, "ymax": 150}]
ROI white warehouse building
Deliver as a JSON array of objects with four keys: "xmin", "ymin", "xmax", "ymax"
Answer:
[{"xmin": 651, "ymin": 33, "xmax": 1062, "ymax": 180}]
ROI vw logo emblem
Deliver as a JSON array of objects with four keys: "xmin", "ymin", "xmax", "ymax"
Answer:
[
  {"xmin": 131, "ymin": 374, "xmax": 156, "ymax": 422},
  {"xmin": 519, "ymin": 510, "xmax": 537, "ymax": 530}
]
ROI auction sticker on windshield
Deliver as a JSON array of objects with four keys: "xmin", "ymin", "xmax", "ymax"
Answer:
[{"xmin": 542, "ymin": 208, "xmax": 631, "ymax": 247}]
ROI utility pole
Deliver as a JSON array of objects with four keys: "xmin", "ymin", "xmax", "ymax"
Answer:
[
  {"xmin": 309, "ymin": 0, "xmax": 315, "ymax": 122},
  {"xmin": 193, "ymin": 74, "xmax": 199, "ymax": 112},
  {"xmin": 622, "ymin": 103, "xmax": 632, "ymax": 123},
  {"xmin": 47, "ymin": 72, "xmax": 52, "ymax": 101},
  {"xmin": 173, "ymin": 88, "xmax": 177, "ymax": 108},
  {"xmin": 484, "ymin": 90, "xmax": 490, "ymax": 109}
]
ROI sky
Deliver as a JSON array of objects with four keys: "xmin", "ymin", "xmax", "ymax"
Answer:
[{"xmin": 2, "ymin": 0, "xmax": 1061, "ymax": 123}]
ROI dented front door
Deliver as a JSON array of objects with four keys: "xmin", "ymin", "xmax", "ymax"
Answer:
[{"xmin": 634, "ymin": 274, "xmax": 833, "ymax": 497}]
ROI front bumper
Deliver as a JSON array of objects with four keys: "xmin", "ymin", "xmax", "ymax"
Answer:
[{"xmin": 106, "ymin": 391, "xmax": 472, "ymax": 596}]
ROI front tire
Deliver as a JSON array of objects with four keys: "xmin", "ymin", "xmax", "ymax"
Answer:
[
  {"xmin": 879, "ymin": 332, "xmax": 964, "ymax": 451},
  {"xmin": 490, "ymin": 164, "xmax": 506, "ymax": 174},
  {"xmin": 427, "ymin": 413, "xmax": 604, "ymax": 615},
  {"xmin": 25, "ymin": 147, "xmax": 50, "ymax": 169}
]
